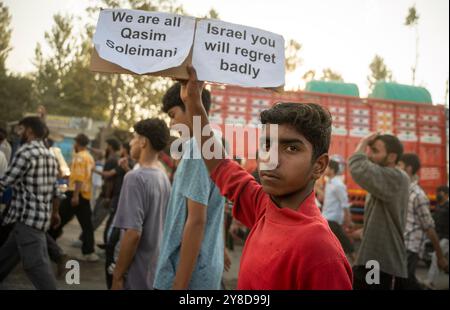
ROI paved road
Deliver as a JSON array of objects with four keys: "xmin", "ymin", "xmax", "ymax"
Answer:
[{"xmin": 1, "ymin": 219, "xmax": 448, "ymax": 290}]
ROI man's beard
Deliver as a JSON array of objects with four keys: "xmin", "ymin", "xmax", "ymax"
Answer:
[
  {"xmin": 370, "ymin": 155, "xmax": 389, "ymax": 167},
  {"xmin": 379, "ymin": 155, "xmax": 390, "ymax": 167}
]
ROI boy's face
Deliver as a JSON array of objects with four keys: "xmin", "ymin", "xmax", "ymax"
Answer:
[
  {"xmin": 167, "ymin": 106, "xmax": 189, "ymax": 129},
  {"xmin": 129, "ymin": 133, "xmax": 143, "ymax": 161},
  {"xmin": 397, "ymin": 160, "xmax": 412, "ymax": 176},
  {"xmin": 258, "ymin": 124, "xmax": 327, "ymax": 197},
  {"xmin": 325, "ymin": 166, "xmax": 334, "ymax": 178}
]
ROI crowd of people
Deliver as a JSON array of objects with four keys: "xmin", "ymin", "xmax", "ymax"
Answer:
[{"xmin": 0, "ymin": 65, "xmax": 448, "ymax": 290}]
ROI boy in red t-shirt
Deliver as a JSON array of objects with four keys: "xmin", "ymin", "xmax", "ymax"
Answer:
[{"xmin": 178, "ymin": 66, "xmax": 353, "ymax": 290}]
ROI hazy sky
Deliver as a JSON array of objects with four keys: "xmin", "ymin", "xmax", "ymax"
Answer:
[{"xmin": 4, "ymin": 0, "xmax": 449, "ymax": 103}]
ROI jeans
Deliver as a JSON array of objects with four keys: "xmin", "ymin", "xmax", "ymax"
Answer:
[
  {"xmin": 0, "ymin": 222, "xmax": 57, "ymax": 289},
  {"xmin": 395, "ymin": 250, "xmax": 423, "ymax": 290}
]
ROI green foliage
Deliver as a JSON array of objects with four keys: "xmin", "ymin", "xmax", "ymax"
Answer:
[
  {"xmin": 0, "ymin": 73, "xmax": 33, "ymax": 123},
  {"xmin": 320, "ymin": 68, "xmax": 344, "ymax": 82},
  {"xmin": 0, "ymin": 2, "xmax": 12, "ymax": 70},
  {"xmin": 285, "ymin": 39, "xmax": 302, "ymax": 73},
  {"xmin": 32, "ymin": 14, "xmax": 110, "ymax": 119},
  {"xmin": 204, "ymin": 8, "xmax": 220, "ymax": 19},
  {"xmin": 302, "ymin": 69, "xmax": 316, "ymax": 82},
  {"xmin": 0, "ymin": 3, "xmax": 33, "ymax": 123},
  {"xmin": 405, "ymin": 5, "xmax": 419, "ymax": 85},
  {"xmin": 405, "ymin": 6, "xmax": 419, "ymax": 26},
  {"xmin": 84, "ymin": 0, "xmax": 185, "ymax": 129},
  {"xmin": 32, "ymin": 0, "xmax": 186, "ymax": 126},
  {"xmin": 367, "ymin": 54, "xmax": 392, "ymax": 90}
]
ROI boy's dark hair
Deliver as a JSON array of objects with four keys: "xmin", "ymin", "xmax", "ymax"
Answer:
[
  {"xmin": 328, "ymin": 160, "xmax": 340, "ymax": 174},
  {"xmin": 75, "ymin": 133, "xmax": 89, "ymax": 147},
  {"xmin": 106, "ymin": 138, "xmax": 121, "ymax": 151},
  {"xmin": 437, "ymin": 185, "xmax": 449, "ymax": 195},
  {"xmin": 134, "ymin": 118, "xmax": 170, "ymax": 152},
  {"xmin": 371, "ymin": 134, "xmax": 404, "ymax": 164},
  {"xmin": 18, "ymin": 116, "xmax": 47, "ymax": 139},
  {"xmin": 400, "ymin": 153, "xmax": 421, "ymax": 175},
  {"xmin": 122, "ymin": 141, "xmax": 131, "ymax": 154},
  {"xmin": 260, "ymin": 102, "xmax": 332, "ymax": 160},
  {"xmin": 162, "ymin": 82, "xmax": 211, "ymax": 114}
]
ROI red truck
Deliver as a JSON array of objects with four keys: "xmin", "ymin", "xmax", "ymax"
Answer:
[{"xmin": 209, "ymin": 82, "xmax": 448, "ymax": 223}]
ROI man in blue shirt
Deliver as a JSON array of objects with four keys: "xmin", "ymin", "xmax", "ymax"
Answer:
[
  {"xmin": 322, "ymin": 160, "xmax": 355, "ymax": 262},
  {"xmin": 153, "ymin": 83, "xmax": 225, "ymax": 290}
]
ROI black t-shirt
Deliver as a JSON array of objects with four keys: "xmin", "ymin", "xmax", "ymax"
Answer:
[
  {"xmin": 104, "ymin": 155, "xmax": 119, "ymax": 171},
  {"xmin": 433, "ymin": 200, "xmax": 449, "ymax": 240},
  {"xmin": 101, "ymin": 155, "xmax": 119, "ymax": 199},
  {"xmin": 112, "ymin": 158, "xmax": 135, "ymax": 197}
]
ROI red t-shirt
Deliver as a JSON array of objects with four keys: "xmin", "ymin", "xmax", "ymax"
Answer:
[{"xmin": 211, "ymin": 160, "xmax": 353, "ymax": 290}]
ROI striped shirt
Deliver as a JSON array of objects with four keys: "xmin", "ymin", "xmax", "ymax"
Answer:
[
  {"xmin": 0, "ymin": 140, "xmax": 59, "ymax": 231},
  {"xmin": 404, "ymin": 180, "xmax": 435, "ymax": 254}
]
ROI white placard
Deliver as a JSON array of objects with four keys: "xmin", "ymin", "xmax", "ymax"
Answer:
[
  {"xmin": 93, "ymin": 9, "xmax": 195, "ymax": 74},
  {"xmin": 192, "ymin": 19, "xmax": 285, "ymax": 88}
]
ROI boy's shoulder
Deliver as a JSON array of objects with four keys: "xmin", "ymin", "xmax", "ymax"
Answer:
[
  {"xmin": 128, "ymin": 167, "xmax": 167, "ymax": 180},
  {"xmin": 294, "ymin": 216, "xmax": 346, "ymax": 258},
  {"xmin": 177, "ymin": 153, "xmax": 209, "ymax": 178}
]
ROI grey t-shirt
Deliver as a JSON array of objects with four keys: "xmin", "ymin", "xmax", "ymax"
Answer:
[
  {"xmin": 349, "ymin": 151, "xmax": 409, "ymax": 278},
  {"xmin": 113, "ymin": 167, "xmax": 171, "ymax": 289}
]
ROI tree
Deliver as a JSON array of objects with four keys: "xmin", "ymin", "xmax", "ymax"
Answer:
[
  {"xmin": 367, "ymin": 54, "xmax": 392, "ymax": 90},
  {"xmin": 0, "ymin": 2, "xmax": 33, "ymax": 123},
  {"xmin": 301, "ymin": 68, "xmax": 343, "ymax": 83},
  {"xmin": 204, "ymin": 8, "xmax": 220, "ymax": 19},
  {"xmin": 0, "ymin": 1, "xmax": 12, "ymax": 71},
  {"xmin": 320, "ymin": 68, "xmax": 344, "ymax": 82},
  {"xmin": 285, "ymin": 39, "xmax": 302, "ymax": 73},
  {"xmin": 302, "ymin": 70, "xmax": 316, "ymax": 82},
  {"xmin": 32, "ymin": 13, "xmax": 111, "ymax": 119},
  {"xmin": 0, "ymin": 73, "xmax": 34, "ymax": 124},
  {"xmin": 405, "ymin": 5, "xmax": 419, "ymax": 85},
  {"xmin": 85, "ymin": 0, "xmax": 185, "ymax": 129}
]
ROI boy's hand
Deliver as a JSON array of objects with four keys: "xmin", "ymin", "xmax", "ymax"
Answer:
[
  {"xmin": 224, "ymin": 248, "xmax": 232, "ymax": 272},
  {"xmin": 112, "ymin": 275, "xmax": 124, "ymax": 290},
  {"xmin": 343, "ymin": 220, "xmax": 354, "ymax": 231},
  {"xmin": 51, "ymin": 213, "xmax": 61, "ymax": 229},
  {"xmin": 177, "ymin": 65, "xmax": 224, "ymax": 173},
  {"xmin": 438, "ymin": 257, "xmax": 449, "ymax": 272},
  {"xmin": 71, "ymin": 194, "xmax": 79, "ymax": 207},
  {"xmin": 179, "ymin": 65, "xmax": 205, "ymax": 111},
  {"xmin": 118, "ymin": 157, "xmax": 130, "ymax": 172}
]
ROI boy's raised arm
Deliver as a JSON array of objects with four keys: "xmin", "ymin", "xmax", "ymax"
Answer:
[
  {"xmin": 180, "ymin": 66, "xmax": 267, "ymax": 228},
  {"xmin": 179, "ymin": 65, "xmax": 225, "ymax": 174}
]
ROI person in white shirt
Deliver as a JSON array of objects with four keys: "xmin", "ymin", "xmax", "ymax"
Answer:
[
  {"xmin": 0, "ymin": 127, "xmax": 12, "ymax": 164},
  {"xmin": 321, "ymin": 160, "xmax": 355, "ymax": 262},
  {"xmin": 0, "ymin": 151, "xmax": 7, "ymax": 177}
]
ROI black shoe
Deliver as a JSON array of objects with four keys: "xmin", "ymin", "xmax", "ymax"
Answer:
[{"xmin": 97, "ymin": 243, "xmax": 106, "ymax": 250}]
